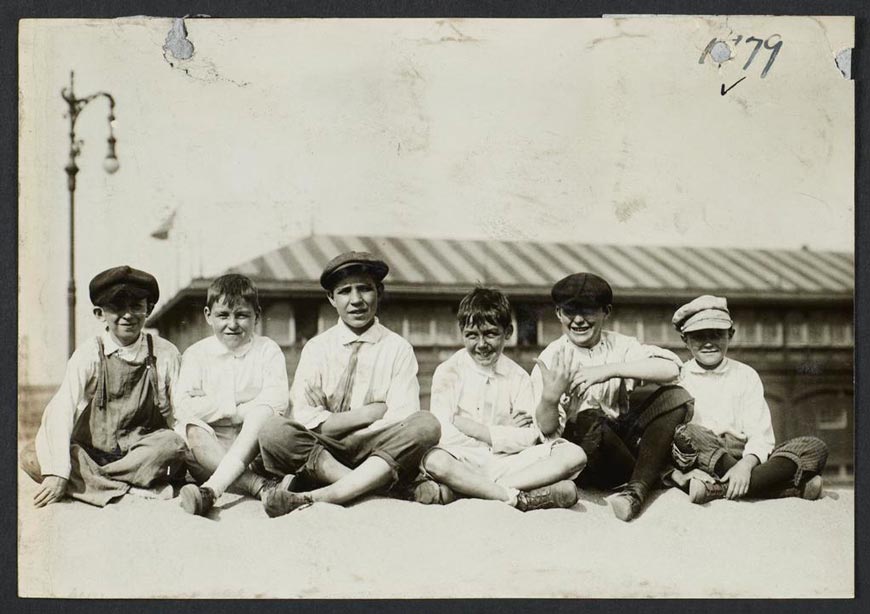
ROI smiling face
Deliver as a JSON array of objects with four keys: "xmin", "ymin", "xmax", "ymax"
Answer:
[
  {"xmin": 683, "ymin": 327, "xmax": 734, "ymax": 370},
  {"xmin": 94, "ymin": 298, "xmax": 150, "ymax": 347},
  {"xmin": 204, "ymin": 297, "xmax": 258, "ymax": 351},
  {"xmin": 556, "ymin": 304, "xmax": 611, "ymax": 348},
  {"xmin": 462, "ymin": 321, "xmax": 510, "ymax": 368},
  {"xmin": 328, "ymin": 272, "xmax": 380, "ymax": 334}
]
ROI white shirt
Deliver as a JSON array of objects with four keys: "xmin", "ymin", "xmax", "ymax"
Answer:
[
  {"xmin": 174, "ymin": 335, "xmax": 289, "ymax": 425},
  {"xmin": 678, "ymin": 357, "xmax": 776, "ymax": 462},
  {"xmin": 290, "ymin": 318, "xmax": 421, "ymax": 432},
  {"xmin": 35, "ymin": 332, "xmax": 181, "ymax": 479},
  {"xmin": 531, "ymin": 331, "xmax": 682, "ymax": 428},
  {"xmin": 430, "ymin": 349, "xmax": 542, "ymax": 454}
]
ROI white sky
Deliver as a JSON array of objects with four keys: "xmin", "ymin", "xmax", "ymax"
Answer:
[{"xmin": 18, "ymin": 17, "xmax": 854, "ymax": 384}]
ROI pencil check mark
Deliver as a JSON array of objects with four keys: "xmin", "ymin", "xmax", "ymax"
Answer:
[{"xmin": 720, "ymin": 77, "xmax": 747, "ymax": 96}]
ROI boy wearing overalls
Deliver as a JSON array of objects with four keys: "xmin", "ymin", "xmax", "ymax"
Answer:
[{"xmin": 20, "ymin": 266, "xmax": 187, "ymax": 507}]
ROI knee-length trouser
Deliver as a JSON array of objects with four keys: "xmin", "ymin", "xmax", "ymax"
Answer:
[
  {"xmin": 672, "ymin": 423, "xmax": 828, "ymax": 488},
  {"xmin": 258, "ymin": 411, "xmax": 441, "ymax": 490},
  {"xmin": 19, "ymin": 429, "xmax": 187, "ymax": 507}
]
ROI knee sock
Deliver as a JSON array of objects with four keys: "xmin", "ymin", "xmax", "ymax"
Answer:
[
  {"xmin": 203, "ymin": 454, "xmax": 246, "ymax": 498},
  {"xmin": 747, "ymin": 457, "xmax": 799, "ymax": 498},
  {"xmin": 630, "ymin": 407, "xmax": 689, "ymax": 492}
]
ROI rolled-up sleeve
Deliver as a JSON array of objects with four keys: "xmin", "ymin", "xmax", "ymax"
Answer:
[
  {"xmin": 624, "ymin": 338, "xmax": 683, "ymax": 370},
  {"xmin": 35, "ymin": 343, "xmax": 97, "ymax": 479},
  {"xmin": 739, "ymin": 371, "xmax": 775, "ymax": 462}
]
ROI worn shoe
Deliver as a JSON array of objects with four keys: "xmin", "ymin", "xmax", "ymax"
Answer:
[
  {"xmin": 515, "ymin": 480, "xmax": 578, "ymax": 512},
  {"xmin": 688, "ymin": 478, "xmax": 726, "ymax": 504},
  {"xmin": 257, "ymin": 473, "xmax": 301, "ymax": 502},
  {"xmin": 412, "ymin": 479, "xmax": 456, "ymax": 505},
  {"xmin": 263, "ymin": 489, "xmax": 314, "ymax": 518},
  {"xmin": 179, "ymin": 484, "xmax": 216, "ymax": 516},
  {"xmin": 608, "ymin": 481, "xmax": 649, "ymax": 521}
]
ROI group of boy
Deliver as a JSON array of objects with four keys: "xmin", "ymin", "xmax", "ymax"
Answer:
[{"xmin": 21, "ymin": 251, "xmax": 829, "ymax": 522}]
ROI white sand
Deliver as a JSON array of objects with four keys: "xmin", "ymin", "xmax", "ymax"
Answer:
[{"xmin": 18, "ymin": 472, "xmax": 853, "ymax": 598}]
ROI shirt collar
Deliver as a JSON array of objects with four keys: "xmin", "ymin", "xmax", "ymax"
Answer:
[
  {"xmin": 335, "ymin": 317, "xmax": 385, "ymax": 345},
  {"xmin": 204, "ymin": 334, "xmax": 256, "ymax": 358},
  {"xmin": 685, "ymin": 357, "xmax": 731, "ymax": 375},
  {"xmin": 460, "ymin": 349, "xmax": 510, "ymax": 378},
  {"xmin": 101, "ymin": 330, "xmax": 144, "ymax": 356}
]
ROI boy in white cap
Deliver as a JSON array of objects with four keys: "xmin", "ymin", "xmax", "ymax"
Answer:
[
  {"xmin": 19, "ymin": 266, "xmax": 187, "ymax": 507},
  {"xmin": 420, "ymin": 287, "xmax": 586, "ymax": 511},
  {"xmin": 255, "ymin": 251, "xmax": 441, "ymax": 517},
  {"xmin": 671, "ymin": 295, "xmax": 828, "ymax": 503}
]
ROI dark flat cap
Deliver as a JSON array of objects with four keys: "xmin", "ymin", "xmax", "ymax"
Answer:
[
  {"xmin": 551, "ymin": 272, "xmax": 613, "ymax": 308},
  {"xmin": 89, "ymin": 265, "xmax": 159, "ymax": 306},
  {"xmin": 320, "ymin": 251, "xmax": 389, "ymax": 290}
]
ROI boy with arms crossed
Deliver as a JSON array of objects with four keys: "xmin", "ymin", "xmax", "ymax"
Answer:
[
  {"xmin": 256, "ymin": 252, "xmax": 441, "ymax": 517},
  {"xmin": 175, "ymin": 274, "xmax": 289, "ymax": 516},
  {"xmin": 20, "ymin": 266, "xmax": 186, "ymax": 507},
  {"xmin": 670, "ymin": 295, "xmax": 828, "ymax": 503},
  {"xmin": 420, "ymin": 287, "xmax": 585, "ymax": 510},
  {"xmin": 532, "ymin": 273, "xmax": 693, "ymax": 522}
]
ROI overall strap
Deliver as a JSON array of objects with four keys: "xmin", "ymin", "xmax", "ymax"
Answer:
[
  {"xmin": 145, "ymin": 334, "xmax": 161, "ymax": 400},
  {"xmin": 93, "ymin": 337, "xmax": 110, "ymax": 411}
]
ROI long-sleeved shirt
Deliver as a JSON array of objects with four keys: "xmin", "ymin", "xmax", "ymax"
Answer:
[
  {"xmin": 174, "ymin": 335, "xmax": 289, "ymax": 426},
  {"xmin": 430, "ymin": 349, "xmax": 541, "ymax": 455},
  {"xmin": 35, "ymin": 332, "xmax": 181, "ymax": 479},
  {"xmin": 531, "ymin": 331, "xmax": 682, "ymax": 431},
  {"xmin": 678, "ymin": 357, "xmax": 776, "ymax": 462},
  {"xmin": 290, "ymin": 318, "xmax": 420, "ymax": 432}
]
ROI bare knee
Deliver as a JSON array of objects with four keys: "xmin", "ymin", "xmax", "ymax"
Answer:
[
  {"xmin": 422, "ymin": 449, "xmax": 456, "ymax": 481},
  {"xmin": 186, "ymin": 424, "xmax": 215, "ymax": 453}
]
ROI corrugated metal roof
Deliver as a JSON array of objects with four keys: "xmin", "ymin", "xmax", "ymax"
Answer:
[{"xmin": 228, "ymin": 234, "xmax": 854, "ymax": 296}]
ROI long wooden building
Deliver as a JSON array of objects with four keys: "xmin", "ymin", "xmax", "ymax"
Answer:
[{"xmin": 148, "ymin": 234, "xmax": 855, "ymax": 479}]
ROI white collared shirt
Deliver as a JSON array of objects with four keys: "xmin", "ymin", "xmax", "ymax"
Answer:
[
  {"xmin": 290, "ymin": 318, "xmax": 421, "ymax": 431},
  {"xmin": 34, "ymin": 331, "xmax": 181, "ymax": 479},
  {"xmin": 678, "ymin": 357, "xmax": 776, "ymax": 462},
  {"xmin": 174, "ymin": 335, "xmax": 289, "ymax": 426},
  {"xmin": 430, "ymin": 349, "xmax": 541, "ymax": 454},
  {"xmin": 531, "ymin": 331, "xmax": 682, "ymax": 427}
]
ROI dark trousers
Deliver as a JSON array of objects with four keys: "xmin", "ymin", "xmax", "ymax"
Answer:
[{"xmin": 258, "ymin": 411, "xmax": 441, "ymax": 489}]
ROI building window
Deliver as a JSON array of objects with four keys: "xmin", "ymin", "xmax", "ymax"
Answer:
[
  {"xmin": 817, "ymin": 406, "xmax": 848, "ymax": 430},
  {"xmin": 785, "ymin": 311, "xmax": 809, "ymax": 347},
  {"xmin": 263, "ymin": 302, "xmax": 294, "ymax": 346}
]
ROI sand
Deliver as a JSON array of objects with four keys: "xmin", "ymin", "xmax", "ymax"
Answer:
[{"xmin": 17, "ymin": 472, "xmax": 853, "ymax": 599}]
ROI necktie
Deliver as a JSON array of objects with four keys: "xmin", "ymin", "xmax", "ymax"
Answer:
[{"xmin": 332, "ymin": 340, "xmax": 363, "ymax": 413}]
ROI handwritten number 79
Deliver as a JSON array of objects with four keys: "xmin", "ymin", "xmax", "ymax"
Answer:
[{"xmin": 700, "ymin": 34, "xmax": 783, "ymax": 78}]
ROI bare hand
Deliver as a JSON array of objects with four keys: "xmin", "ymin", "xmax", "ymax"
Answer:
[
  {"xmin": 722, "ymin": 458, "xmax": 754, "ymax": 500},
  {"xmin": 534, "ymin": 347, "xmax": 571, "ymax": 404},
  {"xmin": 510, "ymin": 411, "xmax": 533, "ymax": 428},
  {"xmin": 569, "ymin": 365, "xmax": 613, "ymax": 396},
  {"xmin": 34, "ymin": 476, "xmax": 68, "ymax": 508}
]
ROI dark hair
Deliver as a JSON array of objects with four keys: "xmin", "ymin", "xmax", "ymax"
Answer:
[
  {"xmin": 325, "ymin": 266, "xmax": 385, "ymax": 298},
  {"xmin": 206, "ymin": 274, "xmax": 262, "ymax": 315},
  {"xmin": 457, "ymin": 287, "xmax": 513, "ymax": 332}
]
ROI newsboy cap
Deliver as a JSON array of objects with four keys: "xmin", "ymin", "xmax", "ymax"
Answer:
[
  {"xmin": 320, "ymin": 251, "xmax": 389, "ymax": 290},
  {"xmin": 89, "ymin": 265, "xmax": 159, "ymax": 306},
  {"xmin": 551, "ymin": 273, "xmax": 613, "ymax": 309},
  {"xmin": 672, "ymin": 295, "xmax": 733, "ymax": 334}
]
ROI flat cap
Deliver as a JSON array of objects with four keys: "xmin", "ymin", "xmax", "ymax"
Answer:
[
  {"xmin": 89, "ymin": 265, "xmax": 159, "ymax": 306},
  {"xmin": 551, "ymin": 272, "xmax": 613, "ymax": 309},
  {"xmin": 672, "ymin": 295, "xmax": 733, "ymax": 333},
  {"xmin": 320, "ymin": 251, "xmax": 389, "ymax": 290}
]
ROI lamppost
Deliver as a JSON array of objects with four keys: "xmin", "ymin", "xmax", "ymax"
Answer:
[{"xmin": 62, "ymin": 71, "xmax": 119, "ymax": 357}]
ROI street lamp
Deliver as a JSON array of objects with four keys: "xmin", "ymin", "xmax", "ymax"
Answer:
[{"xmin": 61, "ymin": 71, "xmax": 119, "ymax": 357}]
